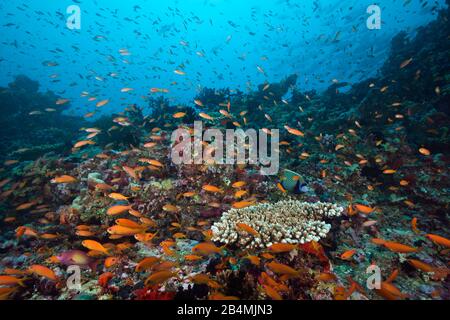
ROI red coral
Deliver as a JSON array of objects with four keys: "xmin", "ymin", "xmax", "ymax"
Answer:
[{"xmin": 133, "ymin": 287, "xmax": 175, "ymax": 300}]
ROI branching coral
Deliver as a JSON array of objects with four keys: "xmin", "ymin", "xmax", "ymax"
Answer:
[{"xmin": 211, "ymin": 200, "xmax": 343, "ymax": 249}]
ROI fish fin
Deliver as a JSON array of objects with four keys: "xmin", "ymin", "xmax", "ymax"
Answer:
[
  {"xmin": 385, "ymin": 269, "xmax": 399, "ymax": 283},
  {"xmin": 18, "ymin": 278, "xmax": 29, "ymax": 287}
]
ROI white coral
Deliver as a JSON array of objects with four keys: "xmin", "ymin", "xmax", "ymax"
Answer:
[{"xmin": 211, "ymin": 200, "xmax": 343, "ymax": 249}]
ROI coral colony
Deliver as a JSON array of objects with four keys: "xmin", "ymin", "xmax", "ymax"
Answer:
[
  {"xmin": 0, "ymin": 0, "xmax": 449, "ymax": 302},
  {"xmin": 211, "ymin": 201, "xmax": 343, "ymax": 249}
]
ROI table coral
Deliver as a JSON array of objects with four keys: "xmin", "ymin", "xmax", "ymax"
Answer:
[{"xmin": 211, "ymin": 200, "xmax": 343, "ymax": 249}]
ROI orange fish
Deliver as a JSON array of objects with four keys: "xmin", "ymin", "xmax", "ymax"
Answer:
[
  {"xmin": 184, "ymin": 255, "xmax": 203, "ymax": 261},
  {"xmin": 219, "ymin": 109, "xmax": 232, "ymax": 118},
  {"xmin": 346, "ymin": 204, "xmax": 356, "ymax": 216},
  {"xmin": 411, "ymin": 217, "xmax": 419, "ymax": 233},
  {"xmin": 407, "ymin": 259, "xmax": 434, "ymax": 273},
  {"xmin": 261, "ymin": 253, "xmax": 275, "ymax": 259},
  {"xmin": 4, "ymin": 159, "xmax": 20, "ymax": 166},
  {"xmin": 245, "ymin": 255, "xmax": 261, "ymax": 266},
  {"xmin": 354, "ymin": 204, "xmax": 376, "ymax": 215},
  {"xmin": 162, "ymin": 204, "xmax": 180, "ymax": 213},
  {"xmin": 145, "ymin": 271, "xmax": 176, "ymax": 286},
  {"xmin": 135, "ymin": 257, "xmax": 160, "ymax": 272},
  {"xmin": 284, "ymin": 125, "xmax": 304, "ymax": 137},
  {"xmin": 399, "ymin": 180, "xmax": 409, "ymax": 186},
  {"xmin": 173, "ymin": 232, "xmax": 186, "ymax": 239},
  {"xmin": 51, "ymin": 175, "xmax": 77, "ymax": 184},
  {"xmin": 28, "ymin": 265, "xmax": 58, "ymax": 281},
  {"xmin": 426, "ymin": 234, "xmax": 450, "ymax": 248},
  {"xmin": 340, "ymin": 249, "xmax": 356, "ymax": 260},
  {"xmin": 116, "ymin": 242, "xmax": 133, "ymax": 252},
  {"xmin": 40, "ymin": 233, "xmax": 59, "ymax": 240},
  {"xmin": 107, "ymin": 205, "xmax": 132, "ymax": 216},
  {"xmin": 0, "ymin": 287, "xmax": 18, "ymax": 300},
  {"xmin": 181, "ymin": 191, "xmax": 197, "ymax": 198},
  {"xmin": 418, "ymin": 148, "xmax": 431, "ymax": 156},
  {"xmin": 108, "ymin": 225, "xmax": 145, "ymax": 236},
  {"xmin": 371, "ymin": 238, "xmax": 387, "ymax": 245},
  {"xmin": 260, "ymin": 272, "xmax": 288, "ymax": 292},
  {"xmin": 96, "ymin": 99, "xmax": 109, "ymax": 107},
  {"xmin": 383, "ymin": 241, "xmax": 418, "ymax": 253},
  {"xmin": 192, "ymin": 242, "xmax": 223, "ymax": 256},
  {"xmin": 232, "ymin": 201, "xmax": 255, "ymax": 209},
  {"xmin": 400, "ymin": 58, "xmax": 413, "ymax": 69},
  {"xmin": 173, "ymin": 112, "xmax": 186, "ymax": 119},
  {"xmin": 15, "ymin": 226, "xmax": 38, "ymax": 238},
  {"xmin": 334, "ymin": 285, "xmax": 354, "ymax": 300},
  {"xmin": 316, "ymin": 272, "xmax": 337, "ymax": 282},
  {"xmin": 0, "ymin": 275, "xmax": 26, "ymax": 287},
  {"xmin": 266, "ymin": 261, "xmax": 299, "ymax": 277},
  {"xmin": 3, "ymin": 217, "xmax": 16, "ymax": 223},
  {"xmin": 199, "ymin": 112, "xmax": 214, "ymax": 121},
  {"xmin": 262, "ymin": 284, "xmax": 283, "ymax": 300},
  {"xmin": 104, "ymin": 257, "xmax": 120, "ymax": 268},
  {"xmin": 198, "ymin": 112, "xmax": 214, "ymax": 121},
  {"xmin": 108, "ymin": 193, "xmax": 129, "ymax": 201},
  {"xmin": 15, "ymin": 202, "xmax": 38, "ymax": 211},
  {"xmin": 115, "ymin": 219, "xmax": 143, "ymax": 229},
  {"xmin": 73, "ymin": 140, "xmax": 95, "ymax": 149},
  {"xmin": 139, "ymin": 158, "xmax": 164, "ymax": 167},
  {"xmin": 123, "ymin": 166, "xmax": 139, "ymax": 181},
  {"xmin": 81, "ymin": 240, "xmax": 109, "ymax": 255},
  {"xmin": 234, "ymin": 190, "xmax": 248, "ymax": 198},
  {"xmin": 375, "ymin": 270, "xmax": 407, "ymax": 301},
  {"xmin": 202, "ymin": 185, "xmax": 223, "ymax": 193},
  {"xmin": 194, "ymin": 99, "xmax": 204, "ymax": 107},
  {"xmin": 190, "ymin": 274, "xmax": 213, "ymax": 285},
  {"xmin": 75, "ymin": 230, "xmax": 96, "ymax": 237},
  {"xmin": 268, "ymin": 243, "xmax": 297, "ymax": 253},
  {"xmin": 134, "ymin": 232, "xmax": 158, "ymax": 243},
  {"xmin": 231, "ymin": 181, "xmax": 246, "ymax": 188},
  {"xmin": 235, "ymin": 223, "xmax": 259, "ymax": 236},
  {"xmin": 129, "ymin": 209, "xmax": 143, "ymax": 218},
  {"xmin": 95, "ymin": 183, "xmax": 113, "ymax": 191},
  {"xmin": 143, "ymin": 142, "xmax": 157, "ymax": 148},
  {"xmin": 140, "ymin": 217, "xmax": 157, "ymax": 227},
  {"xmin": 377, "ymin": 282, "xmax": 407, "ymax": 300},
  {"xmin": 2, "ymin": 268, "xmax": 28, "ymax": 276}
]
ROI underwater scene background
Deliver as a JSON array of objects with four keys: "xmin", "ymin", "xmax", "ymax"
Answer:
[{"xmin": 0, "ymin": 0, "xmax": 449, "ymax": 300}]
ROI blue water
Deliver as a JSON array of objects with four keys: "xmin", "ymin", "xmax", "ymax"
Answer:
[{"xmin": 0, "ymin": 0, "xmax": 446, "ymax": 118}]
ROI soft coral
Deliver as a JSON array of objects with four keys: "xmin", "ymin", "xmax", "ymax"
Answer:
[{"xmin": 133, "ymin": 287, "xmax": 175, "ymax": 300}]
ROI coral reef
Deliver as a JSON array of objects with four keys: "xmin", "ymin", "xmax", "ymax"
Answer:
[
  {"xmin": 0, "ymin": 75, "xmax": 85, "ymax": 162},
  {"xmin": 0, "ymin": 2, "xmax": 449, "ymax": 302}
]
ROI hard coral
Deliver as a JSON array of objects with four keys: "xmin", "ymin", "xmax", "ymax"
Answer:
[{"xmin": 211, "ymin": 200, "xmax": 343, "ymax": 249}]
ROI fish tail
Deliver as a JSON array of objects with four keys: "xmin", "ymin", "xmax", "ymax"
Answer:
[{"xmin": 18, "ymin": 278, "xmax": 28, "ymax": 287}]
